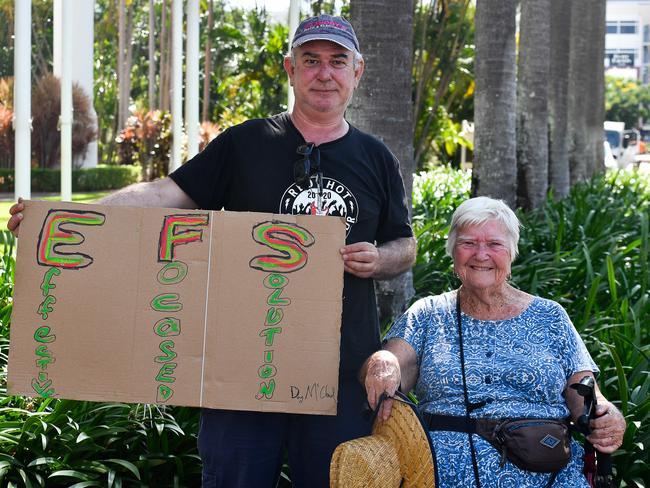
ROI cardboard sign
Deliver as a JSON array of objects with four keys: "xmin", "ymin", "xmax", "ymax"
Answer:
[{"xmin": 7, "ymin": 201, "xmax": 345, "ymax": 415}]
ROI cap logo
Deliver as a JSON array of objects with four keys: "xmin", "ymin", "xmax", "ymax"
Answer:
[{"xmin": 301, "ymin": 20, "xmax": 348, "ymax": 32}]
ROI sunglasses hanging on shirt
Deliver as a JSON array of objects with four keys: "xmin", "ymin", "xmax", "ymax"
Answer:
[{"xmin": 294, "ymin": 143, "xmax": 325, "ymax": 215}]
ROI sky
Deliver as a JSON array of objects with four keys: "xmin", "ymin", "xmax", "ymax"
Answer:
[
  {"xmin": 232, "ymin": 0, "xmax": 290, "ymax": 7},
  {"xmin": 226, "ymin": 0, "xmax": 292, "ymax": 16},
  {"xmin": 225, "ymin": 0, "xmax": 345, "ymax": 20}
]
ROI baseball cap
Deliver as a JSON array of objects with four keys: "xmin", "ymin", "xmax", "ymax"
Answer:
[{"xmin": 291, "ymin": 14, "xmax": 360, "ymax": 53}]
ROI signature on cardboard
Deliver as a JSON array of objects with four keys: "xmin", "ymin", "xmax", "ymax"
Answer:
[{"xmin": 290, "ymin": 383, "xmax": 337, "ymax": 404}]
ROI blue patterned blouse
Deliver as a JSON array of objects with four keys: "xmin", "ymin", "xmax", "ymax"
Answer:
[{"xmin": 385, "ymin": 290, "xmax": 599, "ymax": 488}]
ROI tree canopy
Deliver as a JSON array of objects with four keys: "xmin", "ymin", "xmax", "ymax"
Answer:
[{"xmin": 605, "ymin": 75, "xmax": 650, "ymax": 128}]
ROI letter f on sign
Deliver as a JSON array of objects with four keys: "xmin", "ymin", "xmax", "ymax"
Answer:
[
  {"xmin": 37, "ymin": 209, "xmax": 106, "ymax": 269},
  {"xmin": 159, "ymin": 214, "xmax": 209, "ymax": 262}
]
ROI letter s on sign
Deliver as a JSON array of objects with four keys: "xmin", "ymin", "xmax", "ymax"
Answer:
[{"xmin": 249, "ymin": 221, "xmax": 315, "ymax": 273}]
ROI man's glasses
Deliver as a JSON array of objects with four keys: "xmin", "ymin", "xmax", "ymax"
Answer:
[
  {"xmin": 294, "ymin": 142, "xmax": 320, "ymax": 187},
  {"xmin": 294, "ymin": 142, "xmax": 325, "ymax": 214}
]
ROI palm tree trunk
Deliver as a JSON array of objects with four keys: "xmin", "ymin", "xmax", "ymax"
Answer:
[
  {"xmin": 569, "ymin": 0, "xmax": 606, "ymax": 183},
  {"xmin": 163, "ymin": 5, "xmax": 173, "ymax": 112},
  {"xmin": 202, "ymin": 0, "xmax": 214, "ymax": 122},
  {"xmin": 148, "ymin": 0, "xmax": 157, "ymax": 110},
  {"xmin": 586, "ymin": 0, "xmax": 606, "ymax": 177},
  {"xmin": 516, "ymin": 0, "xmax": 550, "ymax": 211},
  {"xmin": 117, "ymin": 0, "xmax": 126, "ymax": 131},
  {"xmin": 548, "ymin": 0, "xmax": 571, "ymax": 199},
  {"xmin": 473, "ymin": 0, "xmax": 517, "ymax": 207},
  {"xmin": 117, "ymin": 1, "xmax": 133, "ymax": 131},
  {"xmin": 159, "ymin": 0, "xmax": 170, "ymax": 111},
  {"xmin": 124, "ymin": 5, "xmax": 133, "ymax": 118},
  {"xmin": 348, "ymin": 0, "xmax": 416, "ymax": 322}
]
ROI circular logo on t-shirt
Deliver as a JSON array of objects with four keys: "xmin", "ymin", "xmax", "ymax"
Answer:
[{"xmin": 280, "ymin": 177, "xmax": 359, "ymax": 235}]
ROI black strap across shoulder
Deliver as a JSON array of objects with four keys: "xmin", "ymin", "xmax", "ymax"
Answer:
[
  {"xmin": 452, "ymin": 289, "xmax": 558, "ymax": 488},
  {"xmin": 456, "ymin": 289, "xmax": 483, "ymax": 488}
]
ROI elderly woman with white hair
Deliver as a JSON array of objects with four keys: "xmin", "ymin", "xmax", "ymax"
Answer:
[{"xmin": 361, "ymin": 196, "xmax": 626, "ymax": 487}]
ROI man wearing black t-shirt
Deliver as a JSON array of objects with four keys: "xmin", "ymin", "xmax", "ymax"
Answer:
[{"xmin": 8, "ymin": 14, "xmax": 416, "ymax": 488}]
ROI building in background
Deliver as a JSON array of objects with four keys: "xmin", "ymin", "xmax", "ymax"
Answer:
[{"xmin": 606, "ymin": 0, "xmax": 650, "ymax": 83}]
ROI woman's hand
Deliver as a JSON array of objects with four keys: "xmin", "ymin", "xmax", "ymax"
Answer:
[
  {"xmin": 587, "ymin": 401, "xmax": 626, "ymax": 453},
  {"xmin": 360, "ymin": 339, "xmax": 417, "ymax": 422},
  {"xmin": 364, "ymin": 350, "xmax": 401, "ymax": 422}
]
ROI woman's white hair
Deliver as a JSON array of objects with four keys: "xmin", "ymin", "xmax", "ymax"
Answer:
[{"xmin": 445, "ymin": 196, "xmax": 521, "ymax": 262}]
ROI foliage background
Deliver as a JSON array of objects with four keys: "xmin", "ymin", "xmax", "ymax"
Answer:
[
  {"xmin": 605, "ymin": 76, "xmax": 650, "ymax": 129},
  {"xmin": 0, "ymin": 0, "xmax": 476, "ymax": 172},
  {"xmin": 93, "ymin": 0, "xmax": 291, "ymax": 166}
]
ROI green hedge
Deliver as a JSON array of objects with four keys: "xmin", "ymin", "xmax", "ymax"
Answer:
[{"xmin": 0, "ymin": 165, "xmax": 140, "ymax": 193}]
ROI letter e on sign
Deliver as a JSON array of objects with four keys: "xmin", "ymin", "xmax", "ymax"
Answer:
[{"xmin": 37, "ymin": 209, "xmax": 106, "ymax": 269}]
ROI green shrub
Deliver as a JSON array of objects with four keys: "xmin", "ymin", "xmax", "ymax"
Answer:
[
  {"xmin": 411, "ymin": 166, "xmax": 471, "ymax": 297},
  {"xmin": 31, "ymin": 74, "xmax": 97, "ymax": 169},
  {"xmin": 514, "ymin": 172, "xmax": 650, "ymax": 487},
  {"xmin": 72, "ymin": 165, "xmax": 141, "ymax": 191},
  {"xmin": 0, "ymin": 104, "xmax": 13, "ymax": 169},
  {"xmin": 0, "ymin": 399, "xmax": 201, "ymax": 487},
  {"xmin": 115, "ymin": 111, "xmax": 172, "ymax": 182},
  {"xmin": 0, "ymin": 165, "xmax": 140, "ymax": 193}
]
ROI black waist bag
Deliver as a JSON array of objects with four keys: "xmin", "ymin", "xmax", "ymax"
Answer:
[
  {"xmin": 424, "ymin": 414, "xmax": 572, "ymax": 473},
  {"xmin": 478, "ymin": 418, "xmax": 571, "ymax": 473}
]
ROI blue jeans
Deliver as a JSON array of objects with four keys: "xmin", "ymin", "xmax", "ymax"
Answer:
[{"xmin": 198, "ymin": 378, "xmax": 371, "ymax": 488}]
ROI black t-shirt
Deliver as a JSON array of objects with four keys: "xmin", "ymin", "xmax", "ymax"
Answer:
[{"xmin": 170, "ymin": 112, "xmax": 413, "ymax": 376}]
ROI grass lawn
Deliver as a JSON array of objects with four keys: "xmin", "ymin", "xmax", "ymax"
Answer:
[{"xmin": 0, "ymin": 191, "xmax": 113, "ymax": 231}]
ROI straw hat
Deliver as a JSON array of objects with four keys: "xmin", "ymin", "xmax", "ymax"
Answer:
[{"xmin": 330, "ymin": 393, "xmax": 436, "ymax": 487}]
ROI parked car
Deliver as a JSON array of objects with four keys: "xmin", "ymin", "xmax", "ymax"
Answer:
[
  {"xmin": 604, "ymin": 140, "xmax": 617, "ymax": 168},
  {"xmin": 604, "ymin": 120, "xmax": 639, "ymax": 168}
]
